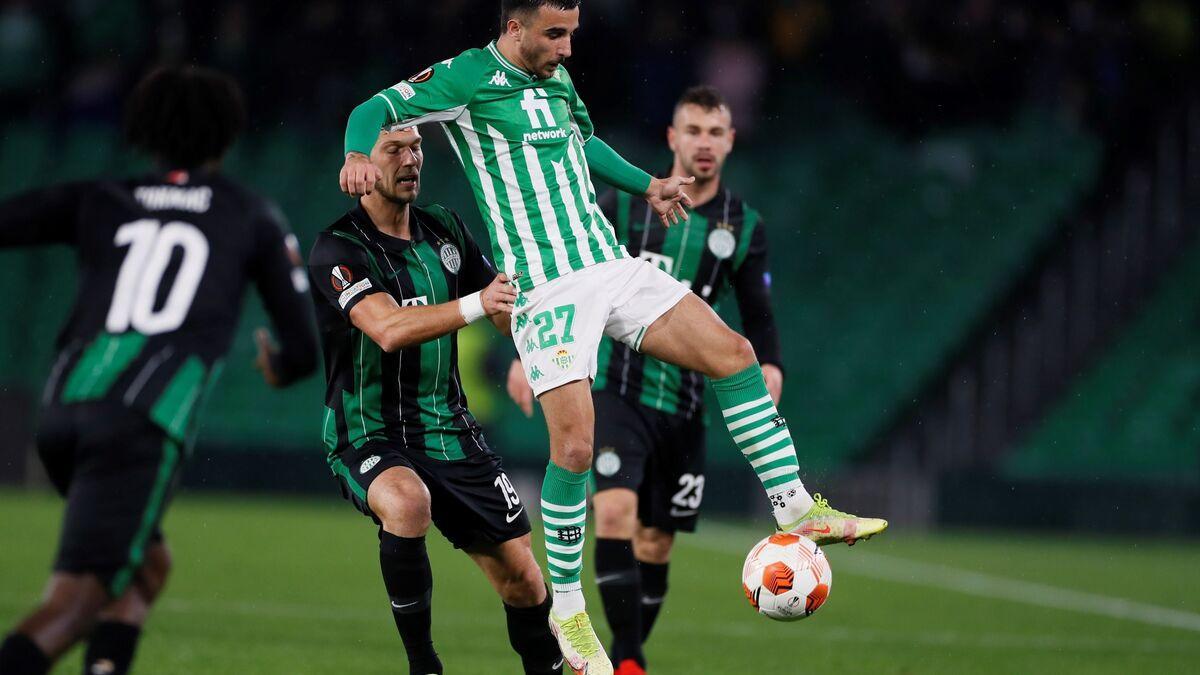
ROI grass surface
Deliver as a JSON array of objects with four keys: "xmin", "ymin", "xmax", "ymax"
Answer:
[{"xmin": 1, "ymin": 489, "xmax": 1198, "ymax": 674}]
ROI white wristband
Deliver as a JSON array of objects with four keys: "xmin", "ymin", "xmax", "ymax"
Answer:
[{"xmin": 458, "ymin": 291, "xmax": 486, "ymax": 324}]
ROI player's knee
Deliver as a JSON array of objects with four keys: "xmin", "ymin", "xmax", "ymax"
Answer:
[
  {"xmin": 373, "ymin": 480, "xmax": 432, "ymax": 535},
  {"xmin": 634, "ymin": 528, "xmax": 675, "ymax": 563},
  {"xmin": 708, "ymin": 332, "xmax": 756, "ymax": 378},
  {"xmin": 554, "ymin": 436, "xmax": 594, "ymax": 473},
  {"xmin": 136, "ymin": 544, "xmax": 172, "ymax": 602},
  {"xmin": 499, "ymin": 560, "xmax": 548, "ymax": 608},
  {"xmin": 593, "ymin": 492, "xmax": 637, "ymax": 538}
]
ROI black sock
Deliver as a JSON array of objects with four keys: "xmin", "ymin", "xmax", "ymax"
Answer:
[
  {"xmin": 504, "ymin": 589, "xmax": 563, "ymax": 674},
  {"xmin": 380, "ymin": 532, "xmax": 441, "ymax": 674},
  {"xmin": 83, "ymin": 621, "xmax": 141, "ymax": 675},
  {"xmin": 0, "ymin": 633, "xmax": 50, "ymax": 675},
  {"xmin": 595, "ymin": 538, "xmax": 643, "ymax": 666},
  {"xmin": 637, "ymin": 560, "xmax": 669, "ymax": 642}
]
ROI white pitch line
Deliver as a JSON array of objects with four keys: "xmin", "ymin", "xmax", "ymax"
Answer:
[{"xmin": 686, "ymin": 525, "xmax": 1200, "ymax": 634}]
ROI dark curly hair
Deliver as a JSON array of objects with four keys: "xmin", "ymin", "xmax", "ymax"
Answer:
[
  {"xmin": 124, "ymin": 65, "xmax": 246, "ymax": 169},
  {"xmin": 500, "ymin": 0, "xmax": 581, "ymax": 30}
]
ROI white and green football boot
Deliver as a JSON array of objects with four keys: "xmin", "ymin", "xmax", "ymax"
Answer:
[
  {"xmin": 549, "ymin": 610, "xmax": 612, "ymax": 675},
  {"xmin": 781, "ymin": 493, "xmax": 888, "ymax": 546}
]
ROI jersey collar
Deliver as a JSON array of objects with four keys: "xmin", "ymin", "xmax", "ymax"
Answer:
[
  {"xmin": 487, "ymin": 41, "xmax": 535, "ymax": 81},
  {"xmin": 351, "ymin": 201, "xmax": 426, "ymax": 253}
]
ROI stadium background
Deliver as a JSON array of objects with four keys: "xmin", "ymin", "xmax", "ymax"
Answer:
[{"xmin": 0, "ymin": 2, "xmax": 1198, "ymax": 673}]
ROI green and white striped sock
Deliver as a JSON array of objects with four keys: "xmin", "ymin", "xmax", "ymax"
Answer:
[
  {"xmin": 712, "ymin": 364, "xmax": 815, "ymax": 527},
  {"xmin": 540, "ymin": 461, "xmax": 589, "ymax": 618}
]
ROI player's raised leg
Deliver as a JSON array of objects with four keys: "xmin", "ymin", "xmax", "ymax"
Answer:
[
  {"xmin": 536, "ymin": 379, "xmax": 611, "ymax": 673},
  {"xmin": 639, "ymin": 294, "xmax": 888, "ymax": 544},
  {"xmin": 466, "ymin": 535, "xmax": 564, "ymax": 674},
  {"xmin": 367, "ymin": 466, "xmax": 443, "ymax": 675}
]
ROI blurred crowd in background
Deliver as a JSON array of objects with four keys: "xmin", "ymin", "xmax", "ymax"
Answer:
[{"xmin": 1, "ymin": 0, "xmax": 1194, "ymax": 142}]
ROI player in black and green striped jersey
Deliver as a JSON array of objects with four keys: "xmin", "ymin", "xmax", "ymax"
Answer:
[
  {"xmin": 310, "ymin": 125, "xmax": 564, "ymax": 675},
  {"xmin": 0, "ymin": 67, "xmax": 319, "ymax": 675}
]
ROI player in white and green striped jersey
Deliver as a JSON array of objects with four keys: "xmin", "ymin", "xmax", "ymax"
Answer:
[{"xmin": 339, "ymin": 3, "xmax": 886, "ymax": 672}]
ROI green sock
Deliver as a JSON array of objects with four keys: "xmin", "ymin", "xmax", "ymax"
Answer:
[
  {"xmin": 711, "ymin": 364, "xmax": 814, "ymax": 526},
  {"xmin": 541, "ymin": 461, "xmax": 589, "ymax": 616}
]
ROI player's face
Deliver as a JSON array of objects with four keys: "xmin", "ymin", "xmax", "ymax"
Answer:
[
  {"xmin": 668, "ymin": 104, "xmax": 736, "ymax": 181},
  {"xmin": 515, "ymin": 7, "xmax": 579, "ymax": 78},
  {"xmin": 371, "ymin": 127, "xmax": 423, "ymax": 205}
]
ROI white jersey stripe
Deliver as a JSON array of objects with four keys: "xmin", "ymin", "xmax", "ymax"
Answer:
[
  {"xmin": 488, "ymin": 124, "xmax": 546, "ymax": 286},
  {"xmin": 565, "ymin": 140, "xmax": 615, "ymax": 263},
  {"xmin": 385, "ymin": 105, "xmax": 467, "ymax": 130},
  {"xmin": 454, "ymin": 112, "xmax": 516, "ymax": 278},
  {"xmin": 574, "ymin": 137, "xmax": 625, "ymax": 258},
  {"xmin": 551, "ymin": 159, "xmax": 596, "ymax": 267},
  {"xmin": 521, "ymin": 142, "xmax": 575, "ymax": 275}
]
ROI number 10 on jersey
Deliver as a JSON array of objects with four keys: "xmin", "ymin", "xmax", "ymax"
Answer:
[{"xmin": 106, "ymin": 219, "xmax": 210, "ymax": 336}]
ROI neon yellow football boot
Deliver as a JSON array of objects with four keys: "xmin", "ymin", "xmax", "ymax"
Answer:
[
  {"xmin": 781, "ymin": 493, "xmax": 888, "ymax": 546},
  {"xmin": 548, "ymin": 610, "xmax": 612, "ymax": 674}
]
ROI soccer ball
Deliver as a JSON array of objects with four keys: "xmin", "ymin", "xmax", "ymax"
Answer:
[{"xmin": 742, "ymin": 533, "xmax": 832, "ymax": 621}]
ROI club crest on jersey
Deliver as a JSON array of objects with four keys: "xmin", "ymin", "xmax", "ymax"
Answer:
[
  {"xmin": 330, "ymin": 265, "xmax": 354, "ymax": 292},
  {"xmin": 596, "ymin": 448, "xmax": 621, "ymax": 477},
  {"xmin": 359, "ymin": 455, "xmax": 381, "ymax": 474},
  {"xmin": 409, "ymin": 67, "xmax": 434, "ymax": 84},
  {"xmin": 552, "ymin": 349, "xmax": 575, "ymax": 370},
  {"xmin": 439, "ymin": 243, "xmax": 461, "ymax": 274},
  {"xmin": 707, "ymin": 226, "xmax": 737, "ymax": 260}
]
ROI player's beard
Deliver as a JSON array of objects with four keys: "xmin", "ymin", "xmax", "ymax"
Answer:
[{"xmin": 376, "ymin": 178, "xmax": 419, "ymax": 206}]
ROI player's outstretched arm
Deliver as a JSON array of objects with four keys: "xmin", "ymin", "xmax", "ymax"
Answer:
[
  {"xmin": 340, "ymin": 97, "xmax": 390, "ymax": 197},
  {"xmin": 349, "ymin": 274, "xmax": 516, "ymax": 352}
]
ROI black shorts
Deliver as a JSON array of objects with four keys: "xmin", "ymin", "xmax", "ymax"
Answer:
[
  {"xmin": 592, "ymin": 390, "xmax": 707, "ymax": 533},
  {"xmin": 35, "ymin": 401, "xmax": 184, "ymax": 597},
  {"xmin": 330, "ymin": 431, "xmax": 531, "ymax": 549}
]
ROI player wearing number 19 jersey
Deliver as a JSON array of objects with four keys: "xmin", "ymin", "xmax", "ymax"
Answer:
[
  {"xmin": 341, "ymin": 3, "xmax": 887, "ymax": 671},
  {"xmin": 0, "ymin": 67, "xmax": 318, "ymax": 675}
]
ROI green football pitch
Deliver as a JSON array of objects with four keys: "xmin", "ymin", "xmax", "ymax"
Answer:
[{"xmin": 1, "ymin": 489, "xmax": 1197, "ymax": 674}]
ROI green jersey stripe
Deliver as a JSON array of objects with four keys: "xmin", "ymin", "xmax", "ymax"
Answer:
[
  {"xmin": 520, "ymin": 142, "xmax": 584, "ymax": 275},
  {"xmin": 565, "ymin": 140, "xmax": 620, "ymax": 261},
  {"xmin": 61, "ymin": 332, "xmax": 148, "ymax": 402},
  {"xmin": 148, "ymin": 355, "xmax": 208, "ymax": 440},
  {"xmin": 487, "ymin": 123, "xmax": 551, "ymax": 287},
  {"xmin": 410, "ymin": 240, "xmax": 465, "ymax": 461},
  {"xmin": 451, "ymin": 112, "xmax": 519, "ymax": 279},
  {"xmin": 550, "ymin": 158, "xmax": 604, "ymax": 266}
]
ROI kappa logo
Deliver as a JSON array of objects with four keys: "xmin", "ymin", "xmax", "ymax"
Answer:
[
  {"xmin": 490, "ymin": 70, "xmax": 510, "ymax": 87},
  {"xmin": 330, "ymin": 265, "xmax": 354, "ymax": 292},
  {"xmin": 359, "ymin": 455, "xmax": 381, "ymax": 474}
]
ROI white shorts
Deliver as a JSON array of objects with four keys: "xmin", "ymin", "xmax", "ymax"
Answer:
[{"xmin": 512, "ymin": 257, "xmax": 690, "ymax": 396}]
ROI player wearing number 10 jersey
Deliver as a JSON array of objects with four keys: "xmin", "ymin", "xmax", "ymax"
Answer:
[{"xmin": 0, "ymin": 67, "xmax": 318, "ymax": 675}]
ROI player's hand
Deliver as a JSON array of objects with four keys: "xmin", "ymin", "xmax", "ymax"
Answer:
[
  {"xmin": 254, "ymin": 327, "xmax": 283, "ymax": 388},
  {"xmin": 762, "ymin": 363, "xmax": 784, "ymax": 404},
  {"xmin": 339, "ymin": 152, "xmax": 383, "ymax": 197},
  {"xmin": 481, "ymin": 274, "xmax": 519, "ymax": 316},
  {"xmin": 506, "ymin": 358, "xmax": 535, "ymax": 417},
  {"xmin": 645, "ymin": 176, "xmax": 695, "ymax": 227}
]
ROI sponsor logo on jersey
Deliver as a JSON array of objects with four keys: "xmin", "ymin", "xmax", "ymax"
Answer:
[
  {"xmin": 330, "ymin": 265, "xmax": 354, "ymax": 292},
  {"xmin": 359, "ymin": 455, "xmax": 381, "ymax": 474},
  {"xmin": 439, "ymin": 243, "xmax": 461, "ymax": 274},
  {"xmin": 552, "ymin": 349, "xmax": 575, "ymax": 370},
  {"xmin": 638, "ymin": 250, "xmax": 674, "ymax": 273},
  {"xmin": 401, "ymin": 296, "xmax": 429, "ymax": 307},
  {"xmin": 409, "ymin": 67, "xmax": 434, "ymax": 84},
  {"xmin": 522, "ymin": 128, "xmax": 569, "ymax": 143},
  {"xmin": 490, "ymin": 70, "xmax": 510, "ymax": 87},
  {"xmin": 338, "ymin": 278, "xmax": 373, "ymax": 309},
  {"xmin": 707, "ymin": 227, "xmax": 737, "ymax": 259},
  {"xmin": 395, "ymin": 82, "xmax": 416, "ymax": 100},
  {"xmin": 595, "ymin": 448, "xmax": 621, "ymax": 477}
]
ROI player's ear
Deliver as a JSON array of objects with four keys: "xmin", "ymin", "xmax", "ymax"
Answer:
[{"xmin": 667, "ymin": 125, "xmax": 677, "ymax": 152}]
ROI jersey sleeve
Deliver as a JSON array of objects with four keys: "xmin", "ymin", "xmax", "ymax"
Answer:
[
  {"xmin": 308, "ymin": 231, "xmax": 389, "ymax": 320},
  {"xmin": 0, "ymin": 183, "xmax": 86, "ymax": 248},
  {"xmin": 731, "ymin": 213, "xmax": 783, "ymax": 371},
  {"xmin": 344, "ymin": 54, "xmax": 483, "ymax": 156},
  {"xmin": 250, "ymin": 201, "xmax": 319, "ymax": 386}
]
